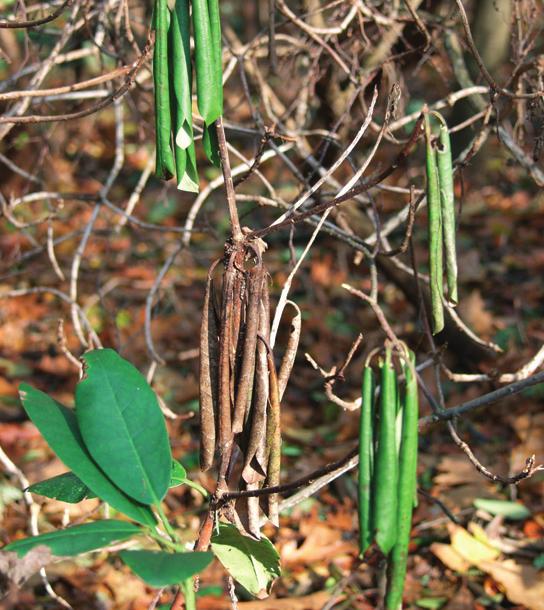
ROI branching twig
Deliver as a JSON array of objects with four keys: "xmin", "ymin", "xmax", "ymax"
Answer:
[{"xmin": 0, "ymin": 0, "xmax": 74, "ymax": 29}]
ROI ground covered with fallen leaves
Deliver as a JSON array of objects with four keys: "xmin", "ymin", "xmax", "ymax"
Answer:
[{"xmin": 0, "ymin": 1, "xmax": 544, "ymax": 609}]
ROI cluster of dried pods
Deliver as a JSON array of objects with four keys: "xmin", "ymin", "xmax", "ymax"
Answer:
[{"xmin": 199, "ymin": 237, "xmax": 300, "ymax": 537}]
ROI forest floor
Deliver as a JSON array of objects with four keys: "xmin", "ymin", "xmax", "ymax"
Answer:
[{"xmin": 0, "ymin": 139, "xmax": 543, "ymax": 609}]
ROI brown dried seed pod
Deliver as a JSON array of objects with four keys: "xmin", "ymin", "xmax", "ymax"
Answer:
[
  {"xmin": 277, "ymin": 301, "xmax": 301, "ymax": 401},
  {"xmin": 217, "ymin": 253, "xmax": 237, "ymax": 477},
  {"xmin": 229, "ymin": 270, "xmax": 244, "ymax": 405},
  {"xmin": 265, "ymin": 348, "xmax": 281, "ymax": 526},
  {"xmin": 232, "ymin": 261, "xmax": 264, "ymax": 434},
  {"xmin": 199, "ymin": 258, "xmax": 221, "ymax": 471},
  {"xmin": 242, "ymin": 283, "xmax": 270, "ymax": 483}
]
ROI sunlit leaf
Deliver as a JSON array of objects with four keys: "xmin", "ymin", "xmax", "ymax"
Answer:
[
  {"xmin": 19, "ymin": 384, "xmax": 155, "ymax": 526},
  {"xmin": 211, "ymin": 523, "xmax": 281, "ymax": 599},
  {"xmin": 120, "ymin": 550, "xmax": 213, "ymax": 586},
  {"xmin": 75, "ymin": 349, "xmax": 172, "ymax": 506},
  {"xmin": 5, "ymin": 520, "xmax": 140, "ymax": 557},
  {"xmin": 27, "ymin": 472, "xmax": 96, "ymax": 503}
]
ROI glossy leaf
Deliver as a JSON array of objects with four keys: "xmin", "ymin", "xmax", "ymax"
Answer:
[
  {"xmin": 29, "ymin": 460, "xmax": 197, "ymax": 504},
  {"xmin": 211, "ymin": 523, "xmax": 281, "ymax": 599},
  {"xmin": 75, "ymin": 349, "xmax": 172, "ymax": 506},
  {"xmin": 19, "ymin": 384, "xmax": 155, "ymax": 526},
  {"xmin": 119, "ymin": 550, "xmax": 213, "ymax": 586},
  {"xmin": 27, "ymin": 472, "xmax": 96, "ymax": 503},
  {"xmin": 5, "ymin": 520, "xmax": 140, "ymax": 557}
]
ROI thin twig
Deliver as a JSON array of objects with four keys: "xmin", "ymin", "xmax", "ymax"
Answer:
[
  {"xmin": 0, "ymin": 0, "xmax": 74, "ymax": 28},
  {"xmin": 216, "ymin": 116, "xmax": 243, "ymax": 242}
]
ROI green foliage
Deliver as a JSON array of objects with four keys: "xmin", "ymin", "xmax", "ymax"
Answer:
[
  {"xmin": 357, "ymin": 348, "xmax": 420, "ymax": 609},
  {"xmin": 10, "ymin": 349, "xmax": 215, "ymax": 599},
  {"xmin": 425, "ymin": 112, "xmax": 459, "ymax": 331},
  {"xmin": 27, "ymin": 471, "xmax": 97, "ymax": 503},
  {"xmin": 211, "ymin": 523, "xmax": 281, "ymax": 599},
  {"xmin": 5, "ymin": 520, "xmax": 140, "ymax": 557},
  {"xmin": 19, "ymin": 383, "xmax": 155, "ymax": 526},
  {"xmin": 170, "ymin": 0, "xmax": 199, "ymax": 191},
  {"xmin": 152, "ymin": 0, "xmax": 223, "ymax": 187},
  {"xmin": 358, "ymin": 366, "xmax": 375, "ymax": 555},
  {"xmin": 153, "ymin": 0, "xmax": 176, "ymax": 180},
  {"xmin": 119, "ymin": 550, "xmax": 213, "ymax": 586},
  {"xmin": 436, "ymin": 118, "xmax": 458, "ymax": 305},
  {"xmin": 169, "ymin": 460, "xmax": 188, "ymax": 487},
  {"xmin": 76, "ymin": 349, "xmax": 172, "ymax": 505},
  {"xmin": 385, "ymin": 352, "xmax": 419, "ymax": 610},
  {"xmin": 11, "ymin": 347, "xmax": 287, "ymax": 599},
  {"xmin": 425, "ymin": 114, "xmax": 444, "ymax": 334},
  {"xmin": 27, "ymin": 459, "xmax": 195, "ymax": 503},
  {"xmin": 373, "ymin": 348, "xmax": 398, "ymax": 554}
]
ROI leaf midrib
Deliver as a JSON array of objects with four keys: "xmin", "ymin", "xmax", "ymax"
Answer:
[{"xmin": 91, "ymin": 359, "xmax": 160, "ymax": 505}]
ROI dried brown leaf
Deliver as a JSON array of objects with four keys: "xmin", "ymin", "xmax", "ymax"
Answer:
[{"xmin": 0, "ymin": 546, "xmax": 55, "ymax": 597}]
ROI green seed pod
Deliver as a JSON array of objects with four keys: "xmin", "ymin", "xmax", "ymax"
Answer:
[
  {"xmin": 385, "ymin": 351, "xmax": 419, "ymax": 610},
  {"xmin": 192, "ymin": 0, "xmax": 222, "ymax": 165},
  {"xmin": 436, "ymin": 119, "xmax": 458, "ymax": 306},
  {"xmin": 153, "ymin": 0, "xmax": 175, "ymax": 180},
  {"xmin": 192, "ymin": 0, "xmax": 223, "ymax": 126},
  {"xmin": 169, "ymin": 0, "xmax": 199, "ymax": 191},
  {"xmin": 425, "ymin": 114, "xmax": 444, "ymax": 334},
  {"xmin": 358, "ymin": 365, "xmax": 375, "ymax": 556},
  {"xmin": 372, "ymin": 348, "xmax": 398, "ymax": 555}
]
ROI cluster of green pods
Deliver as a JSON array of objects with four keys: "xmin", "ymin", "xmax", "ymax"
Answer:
[
  {"xmin": 424, "ymin": 112, "xmax": 458, "ymax": 334},
  {"xmin": 358, "ymin": 346, "xmax": 419, "ymax": 609},
  {"xmin": 153, "ymin": 0, "xmax": 223, "ymax": 192}
]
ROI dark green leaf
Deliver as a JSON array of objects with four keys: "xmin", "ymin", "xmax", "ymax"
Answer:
[
  {"xmin": 19, "ymin": 384, "xmax": 155, "ymax": 526},
  {"xmin": 27, "ymin": 472, "xmax": 96, "ymax": 503},
  {"xmin": 120, "ymin": 550, "xmax": 213, "ymax": 586},
  {"xmin": 5, "ymin": 520, "xmax": 140, "ymax": 557},
  {"xmin": 75, "ymin": 349, "xmax": 172, "ymax": 505},
  {"xmin": 211, "ymin": 523, "xmax": 281, "ymax": 599}
]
